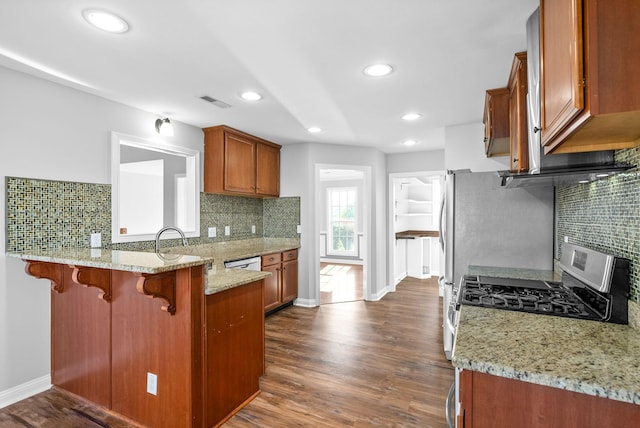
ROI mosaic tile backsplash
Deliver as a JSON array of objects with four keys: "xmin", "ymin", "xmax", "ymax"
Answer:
[
  {"xmin": 556, "ymin": 147, "xmax": 640, "ymax": 302},
  {"xmin": 5, "ymin": 176, "xmax": 300, "ymax": 252}
]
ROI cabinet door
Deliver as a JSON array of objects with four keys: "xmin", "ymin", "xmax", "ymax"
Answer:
[
  {"xmin": 263, "ymin": 263, "xmax": 281, "ymax": 312},
  {"xmin": 255, "ymin": 142, "xmax": 280, "ymax": 196},
  {"xmin": 483, "ymin": 88, "xmax": 510, "ymax": 157},
  {"xmin": 205, "ymin": 281, "xmax": 264, "ymax": 427},
  {"xmin": 281, "ymin": 259, "xmax": 298, "ymax": 303},
  {"xmin": 540, "ymin": 0, "xmax": 584, "ymax": 148},
  {"xmin": 509, "ymin": 53, "xmax": 529, "ymax": 173},
  {"xmin": 224, "ymin": 132, "xmax": 256, "ymax": 194}
]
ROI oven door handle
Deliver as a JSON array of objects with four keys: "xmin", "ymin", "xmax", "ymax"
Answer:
[
  {"xmin": 445, "ymin": 381, "xmax": 456, "ymax": 428},
  {"xmin": 446, "ymin": 304, "xmax": 457, "ymax": 334}
]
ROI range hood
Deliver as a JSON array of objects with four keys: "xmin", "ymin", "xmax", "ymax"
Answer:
[
  {"xmin": 498, "ymin": 8, "xmax": 634, "ymax": 188},
  {"xmin": 498, "ymin": 161, "xmax": 633, "ymax": 188}
]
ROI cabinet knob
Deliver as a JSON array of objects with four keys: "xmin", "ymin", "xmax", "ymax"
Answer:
[{"xmin": 533, "ymin": 126, "xmax": 541, "ymax": 133}]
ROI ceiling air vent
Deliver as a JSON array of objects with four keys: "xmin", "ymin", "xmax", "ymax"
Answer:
[{"xmin": 200, "ymin": 95, "xmax": 232, "ymax": 109}]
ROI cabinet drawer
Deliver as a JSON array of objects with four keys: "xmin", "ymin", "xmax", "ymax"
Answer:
[
  {"xmin": 282, "ymin": 249, "xmax": 298, "ymax": 262},
  {"xmin": 261, "ymin": 253, "xmax": 281, "ymax": 267}
]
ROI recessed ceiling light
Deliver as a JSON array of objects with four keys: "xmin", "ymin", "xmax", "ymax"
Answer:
[
  {"xmin": 403, "ymin": 139, "xmax": 417, "ymax": 147},
  {"xmin": 595, "ymin": 173, "xmax": 609, "ymax": 178},
  {"xmin": 240, "ymin": 91, "xmax": 262, "ymax": 101},
  {"xmin": 363, "ymin": 64, "xmax": 393, "ymax": 77},
  {"xmin": 402, "ymin": 112, "xmax": 422, "ymax": 121},
  {"xmin": 82, "ymin": 9, "xmax": 129, "ymax": 33},
  {"xmin": 307, "ymin": 127, "xmax": 322, "ymax": 133}
]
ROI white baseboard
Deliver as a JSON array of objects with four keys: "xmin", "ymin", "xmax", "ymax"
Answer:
[
  {"xmin": 0, "ymin": 374, "xmax": 51, "ymax": 409},
  {"xmin": 394, "ymin": 272, "xmax": 407, "ymax": 286},
  {"xmin": 367, "ymin": 284, "xmax": 393, "ymax": 301},
  {"xmin": 293, "ymin": 298, "xmax": 317, "ymax": 308}
]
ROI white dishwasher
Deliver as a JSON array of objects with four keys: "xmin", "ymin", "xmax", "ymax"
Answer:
[{"xmin": 224, "ymin": 256, "xmax": 261, "ymax": 271}]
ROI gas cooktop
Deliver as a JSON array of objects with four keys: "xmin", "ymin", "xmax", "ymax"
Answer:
[
  {"xmin": 457, "ymin": 244, "xmax": 630, "ymax": 324},
  {"xmin": 458, "ymin": 275, "xmax": 605, "ymax": 321}
]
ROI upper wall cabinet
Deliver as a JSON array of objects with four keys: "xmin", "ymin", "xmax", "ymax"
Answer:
[
  {"xmin": 203, "ymin": 125, "xmax": 281, "ymax": 197},
  {"xmin": 483, "ymin": 87, "xmax": 510, "ymax": 157},
  {"xmin": 540, "ymin": 0, "xmax": 640, "ymax": 154},
  {"xmin": 508, "ymin": 51, "xmax": 529, "ymax": 172}
]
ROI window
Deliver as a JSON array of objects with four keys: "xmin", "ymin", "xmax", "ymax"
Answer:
[{"xmin": 328, "ymin": 187, "xmax": 357, "ymax": 256}]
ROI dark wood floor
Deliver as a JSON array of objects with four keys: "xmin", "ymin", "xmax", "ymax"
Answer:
[
  {"xmin": 320, "ymin": 262, "xmax": 364, "ymax": 304},
  {"xmin": 0, "ymin": 276, "xmax": 453, "ymax": 427}
]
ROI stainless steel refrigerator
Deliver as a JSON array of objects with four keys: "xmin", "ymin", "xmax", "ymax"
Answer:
[{"xmin": 439, "ymin": 170, "xmax": 554, "ymax": 359}]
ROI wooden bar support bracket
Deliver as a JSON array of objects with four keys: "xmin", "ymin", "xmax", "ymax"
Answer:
[
  {"xmin": 25, "ymin": 261, "xmax": 64, "ymax": 293},
  {"xmin": 71, "ymin": 266, "xmax": 112, "ymax": 302},
  {"xmin": 135, "ymin": 271, "xmax": 177, "ymax": 315}
]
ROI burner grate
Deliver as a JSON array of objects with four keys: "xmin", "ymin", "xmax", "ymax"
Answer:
[{"xmin": 458, "ymin": 277, "xmax": 603, "ymax": 321}]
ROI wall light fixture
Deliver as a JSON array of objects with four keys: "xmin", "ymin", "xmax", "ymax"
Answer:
[{"xmin": 155, "ymin": 118, "xmax": 174, "ymax": 136}]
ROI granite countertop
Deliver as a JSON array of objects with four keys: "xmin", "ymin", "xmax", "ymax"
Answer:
[
  {"xmin": 452, "ymin": 265, "xmax": 640, "ymax": 404},
  {"xmin": 6, "ymin": 247, "xmax": 214, "ymax": 274},
  {"xmin": 167, "ymin": 238, "xmax": 300, "ymax": 295},
  {"xmin": 7, "ymin": 238, "xmax": 300, "ymax": 296}
]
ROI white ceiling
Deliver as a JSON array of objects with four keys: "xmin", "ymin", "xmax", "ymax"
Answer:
[{"xmin": 0, "ymin": 0, "xmax": 538, "ymax": 153}]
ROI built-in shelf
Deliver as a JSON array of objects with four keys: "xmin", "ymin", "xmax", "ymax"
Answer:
[{"xmin": 393, "ymin": 175, "xmax": 442, "ymax": 282}]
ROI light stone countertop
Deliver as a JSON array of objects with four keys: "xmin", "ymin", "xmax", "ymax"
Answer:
[
  {"xmin": 6, "ymin": 247, "xmax": 215, "ymax": 274},
  {"xmin": 7, "ymin": 238, "xmax": 300, "ymax": 296},
  {"xmin": 452, "ymin": 265, "xmax": 640, "ymax": 404},
  {"xmin": 173, "ymin": 238, "xmax": 300, "ymax": 295}
]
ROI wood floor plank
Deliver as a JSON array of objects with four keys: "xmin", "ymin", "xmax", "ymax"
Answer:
[
  {"xmin": 0, "ymin": 276, "xmax": 453, "ymax": 427},
  {"xmin": 226, "ymin": 276, "xmax": 453, "ymax": 427}
]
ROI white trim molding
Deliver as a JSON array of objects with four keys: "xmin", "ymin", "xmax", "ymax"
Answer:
[
  {"xmin": 0, "ymin": 375, "xmax": 51, "ymax": 409},
  {"xmin": 293, "ymin": 298, "xmax": 317, "ymax": 308},
  {"xmin": 367, "ymin": 283, "xmax": 395, "ymax": 301}
]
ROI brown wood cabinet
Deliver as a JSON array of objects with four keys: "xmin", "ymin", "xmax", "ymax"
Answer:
[
  {"xmin": 458, "ymin": 370, "xmax": 640, "ymax": 428},
  {"xmin": 205, "ymin": 280, "xmax": 265, "ymax": 426},
  {"xmin": 203, "ymin": 125, "xmax": 281, "ymax": 197},
  {"xmin": 483, "ymin": 87, "xmax": 510, "ymax": 157},
  {"xmin": 24, "ymin": 261, "xmax": 264, "ymax": 428},
  {"xmin": 540, "ymin": 0, "xmax": 640, "ymax": 154},
  {"xmin": 262, "ymin": 249, "xmax": 298, "ymax": 313},
  {"xmin": 508, "ymin": 51, "xmax": 529, "ymax": 172}
]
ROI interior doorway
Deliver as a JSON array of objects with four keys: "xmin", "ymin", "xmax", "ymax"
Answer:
[
  {"xmin": 388, "ymin": 171, "xmax": 445, "ymax": 288},
  {"xmin": 316, "ymin": 165, "xmax": 369, "ymax": 305}
]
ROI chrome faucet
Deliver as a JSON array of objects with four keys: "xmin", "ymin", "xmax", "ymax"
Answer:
[{"xmin": 155, "ymin": 226, "xmax": 188, "ymax": 253}]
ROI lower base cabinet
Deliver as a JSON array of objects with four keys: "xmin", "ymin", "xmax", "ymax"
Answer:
[
  {"xmin": 24, "ymin": 261, "xmax": 265, "ymax": 428},
  {"xmin": 262, "ymin": 249, "xmax": 298, "ymax": 313},
  {"xmin": 205, "ymin": 281, "xmax": 265, "ymax": 426},
  {"xmin": 459, "ymin": 370, "xmax": 640, "ymax": 428}
]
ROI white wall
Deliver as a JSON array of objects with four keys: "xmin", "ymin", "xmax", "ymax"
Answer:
[
  {"xmin": 0, "ymin": 66, "xmax": 204, "ymax": 402},
  {"xmin": 387, "ymin": 149, "xmax": 445, "ymax": 174},
  {"xmin": 280, "ymin": 142, "xmax": 388, "ymax": 303},
  {"xmin": 444, "ymin": 122, "xmax": 510, "ymax": 172}
]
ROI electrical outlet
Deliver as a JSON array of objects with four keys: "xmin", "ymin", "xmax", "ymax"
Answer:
[
  {"xmin": 564, "ymin": 236, "xmax": 569, "ymax": 243},
  {"xmin": 225, "ymin": 226, "xmax": 230, "ymax": 236},
  {"xmin": 296, "ymin": 225, "xmax": 301, "ymax": 234},
  {"xmin": 147, "ymin": 372, "xmax": 158, "ymax": 395},
  {"xmin": 251, "ymin": 225, "xmax": 256, "ymax": 234},
  {"xmin": 208, "ymin": 227, "xmax": 216, "ymax": 238},
  {"xmin": 90, "ymin": 233, "xmax": 101, "ymax": 248}
]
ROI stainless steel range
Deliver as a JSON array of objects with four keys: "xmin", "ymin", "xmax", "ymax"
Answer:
[{"xmin": 458, "ymin": 243, "xmax": 630, "ymax": 324}]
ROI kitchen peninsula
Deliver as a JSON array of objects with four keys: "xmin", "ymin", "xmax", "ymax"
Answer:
[{"xmin": 8, "ymin": 238, "xmax": 299, "ymax": 428}]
